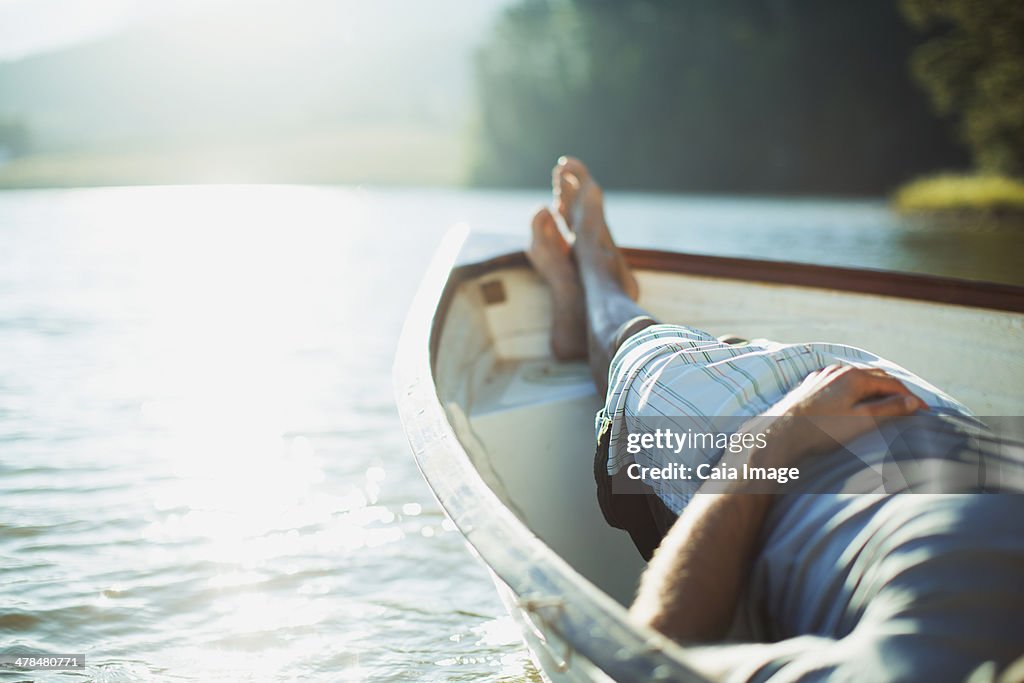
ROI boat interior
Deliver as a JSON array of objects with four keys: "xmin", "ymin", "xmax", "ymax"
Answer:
[{"xmin": 432, "ymin": 262, "xmax": 1024, "ymax": 606}]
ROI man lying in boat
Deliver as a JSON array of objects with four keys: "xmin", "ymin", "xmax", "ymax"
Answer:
[{"xmin": 526, "ymin": 157, "xmax": 1024, "ymax": 682}]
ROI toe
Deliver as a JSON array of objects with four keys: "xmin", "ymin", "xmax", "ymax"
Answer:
[
  {"xmin": 553, "ymin": 156, "xmax": 595, "ymax": 230},
  {"xmin": 552, "ymin": 164, "xmax": 578, "ymax": 197},
  {"xmin": 530, "ymin": 207, "xmax": 571, "ymax": 258},
  {"xmin": 557, "ymin": 156, "xmax": 591, "ymax": 184},
  {"xmin": 553, "ymin": 171, "xmax": 580, "ymax": 228},
  {"xmin": 532, "ymin": 206, "xmax": 557, "ymax": 235}
]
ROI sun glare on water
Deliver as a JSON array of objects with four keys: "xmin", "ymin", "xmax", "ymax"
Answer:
[
  {"xmin": 111, "ymin": 187, "xmax": 384, "ymax": 530},
  {"xmin": 59, "ymin": 185, "xmax": 414, "ymax": 674},
  {"xmin": 2, "ymin": 183, "xmax": 544, "ymax": 680}
]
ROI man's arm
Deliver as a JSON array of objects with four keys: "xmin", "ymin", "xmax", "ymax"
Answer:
[
  {"xmin": 629, "ymin": 365, "xmax": 927, "ymax": 644},
  {"xmin": 629, "ymin": 487, "xmax": 773, "ymax": 641}
]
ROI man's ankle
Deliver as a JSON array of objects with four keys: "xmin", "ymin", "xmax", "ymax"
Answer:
[{"xmin": 614, "ymin": 316, "xmax": 658, "ymax": 353}]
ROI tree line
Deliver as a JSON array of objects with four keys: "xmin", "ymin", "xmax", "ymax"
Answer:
[{"xmin": 470, "ymin": 0, "xmax": 1019, "ymax": 194}]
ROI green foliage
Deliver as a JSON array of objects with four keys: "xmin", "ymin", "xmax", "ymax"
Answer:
[
  {"xmin": 470, "ymin": 0, "xmax": 588, "ymax": 187},
  {"xmin": 901, "ymin": 0, "xmax": 1024, "ymax": 176},
  {"xmin": 894, "ymin": 173, "xmax": 1024, "ymax": 212},
  {"xmin": 471, "ymin": 0, "xmax": 966, "ymax": 193}
]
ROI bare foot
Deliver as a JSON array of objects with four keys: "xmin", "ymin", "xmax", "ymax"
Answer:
[
  {"xmin": 552, "ymin": 156, "xmax": 639, "ymax": 300},
  {"xmin": 526, "ymin": 207, "xmax": 588, "ymax": 360}
]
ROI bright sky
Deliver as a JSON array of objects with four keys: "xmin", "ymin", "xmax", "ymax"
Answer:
[
  {"xmin": 0, "ymin": 0, "xmax": 511, "ymax": 63},
  {"xmin": 0, "ymin": 0, "xmax": 213, "ymax": 61}
]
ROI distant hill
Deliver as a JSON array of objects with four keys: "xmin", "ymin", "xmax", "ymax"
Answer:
[{"xmin": 0, "ymin": 0, "xmax": 509, "ymax": 187}]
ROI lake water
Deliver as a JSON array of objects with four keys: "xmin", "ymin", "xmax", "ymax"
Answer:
[{"xmin": 1, "ymin": 185, "xmax": 1020, "ymax": 683}]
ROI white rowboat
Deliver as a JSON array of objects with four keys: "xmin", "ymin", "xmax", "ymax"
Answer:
[{"xmin": 394, "ymin": 227, "xmax": 1024, "ymax": 682}]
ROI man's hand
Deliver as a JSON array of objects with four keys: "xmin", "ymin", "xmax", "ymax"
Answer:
[
  {"xmin": 753, "ymin": 364, "xmax": 928, "ymax": 468},
  {"xmin": 779, "ymin": 364, "xmax": 927, "ymax": 418}
]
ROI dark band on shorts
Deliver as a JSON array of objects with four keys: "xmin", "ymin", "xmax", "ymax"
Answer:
[
  {"xmin": 593, "ymin": 412, "xmax": 678, "ymax": 561},
  {"xmin": 612, "ymin": 316, "xmax": 659, "ymax": 356}
]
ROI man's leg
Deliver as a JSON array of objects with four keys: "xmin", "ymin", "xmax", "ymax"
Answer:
[{"xmin": 551, "ymin": 156, "xmax": 657, "ymax": 395}]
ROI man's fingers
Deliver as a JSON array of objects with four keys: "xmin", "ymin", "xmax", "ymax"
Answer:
[
  {"xmin": 855, "ymin": 393, "xmax": 923, "ymax": 418},
  {"xmin": 848, "ymin": 370, "xmax": 914, "ymax": 398},
  {"xmin": 800, "ymin": 365, "xmax": 839, "ymax": 389},
  {"xmin": 819, "ymin": 364, "xmax": 845, "ymax": 378}
]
